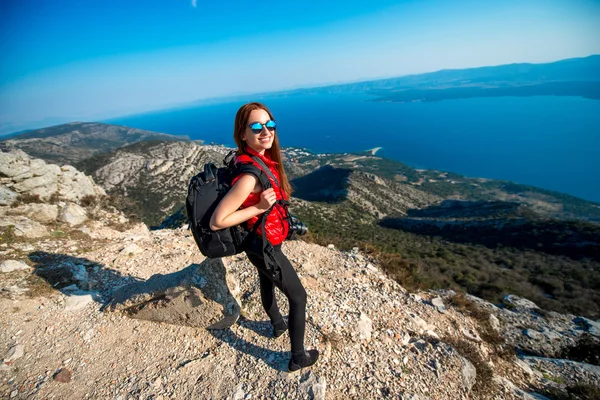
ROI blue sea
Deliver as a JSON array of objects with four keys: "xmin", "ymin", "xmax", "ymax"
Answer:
[{"xmin": 106, "ymin": 94, "xmax": 600, "ymax": 203}]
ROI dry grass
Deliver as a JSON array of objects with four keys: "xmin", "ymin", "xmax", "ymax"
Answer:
[
  {"xmin": 442, "ymin": 336, "xmax": 495, "ymax": 397},
  {"xmin": 448, "ymin": 292, "xmax": 513, "ymax": 359}
]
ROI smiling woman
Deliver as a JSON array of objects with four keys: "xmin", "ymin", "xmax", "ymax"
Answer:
[{"xmin": 207, "ymin": 102, "xmax": 319, "ymax": 372}]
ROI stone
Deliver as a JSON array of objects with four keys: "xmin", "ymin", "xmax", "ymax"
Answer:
[
  {"xmin": 0, "ymin": 260, "xmax": 29, "ymax": 273},
  {"xmin": 515, "ymin": 358, "xmax": 534, "ymax": 376},
  {"xmin": 53, "ymin": 368, "xmax": 72, "ymax": 383},
  {"xmin": 573, "ymin": 317, "xmax": 600, "ymax": 336},
  {"xmin": 21, "ymin": 203, "xmax": 59, "ymax": 224},
  {"xmin": 356, "ymin": 312, "xmax": 373, "ymax": 342},
  {"xmin": 4, "ymin": 345, "xmax": 24, "ymax": 362},
  {"xmin": 58, "ymin": 203, "xmax": 88, "ymax": 226},
  {"xmin": 400, "ymin": 331, "xmax": 411, "ymax": 346},
  {"xmin": 121, "ymin": 243, "xmax": 143, "ymax": 256},
  {"xmin": 503, "ymin": 295, "xmax": 539, "ymax": 312},
  {"xmin": 431, "ymin": 297, "xmax": 446, "ymax": 313},
  {"xmin": 298, "ymin": 372, "xmax": 326, "ymax": 400},
  {"xmin": 107, "ymin": 258, "xmax": 241, "ymax": 329},
  {"xmin": 0, "ymin": 186, "xmax": 18, "ymax": 206},
  {"xmin": 0, "ymin": 215, "xmax": 48, "ymax": 238},
  {"xmin": 407, "ymin": 312, "xmax": 430, "ymax": 331},
  {"xmin": 459, "ymin": 356, "xmax": 477, "ymax": 392},
  {"xmin": 232, "ymin": 383, "xmax": 245, "ymax": 400},
  {"xmin": 489, "ymin": 314, "xmax": 501, "ymax": 332},
  {"xmin": 524, "ymin": 329, "xmax": 543, "ymax": 340},
  {"xmin": 64, "ymin": 291, "xmax": 98, "ymax": 311}
]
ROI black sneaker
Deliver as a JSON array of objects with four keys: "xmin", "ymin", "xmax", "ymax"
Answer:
[
  {"xmin": 272, "ymin": 319, "xmax": 288, "ymax": 338},
  {"xmin": 288, "ymin": 349, "xmax": 319, "ymax": 372}
]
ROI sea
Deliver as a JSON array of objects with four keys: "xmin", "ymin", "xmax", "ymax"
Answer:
[{"xmin": 106, "ymin": 93, "xmax": 600, "ymax": 203}]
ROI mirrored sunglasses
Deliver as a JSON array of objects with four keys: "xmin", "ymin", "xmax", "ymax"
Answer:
[{"xmin": 248, "ymin": 120, "xmax": 277, "ymax": 134}]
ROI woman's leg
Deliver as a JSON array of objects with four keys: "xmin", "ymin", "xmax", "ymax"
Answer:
[
  {"xmin": 247, "ymin": 252, "xmax": 284, "ymax": 326},
  {"xmin": 246, "ymin": 245, "xmax": 307, "ymax": 353},
  {"xmin": 270, "ymin": 247, "xmax": 307, "ymax": 353}
]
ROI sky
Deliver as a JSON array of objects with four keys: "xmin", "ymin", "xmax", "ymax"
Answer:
[{"xmin": 1, "ymin": 0, "xmax": 599, "ymax": 135}]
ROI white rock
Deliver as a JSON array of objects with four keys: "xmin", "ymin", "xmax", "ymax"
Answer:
[
  {"xmin": 356, "ymin": 312, "xmax": 373, "ymax": 342},
  {"xmin": 574, "ymin": 317, "xmax": 600, "ymax": 336},
  {"xmin": 514, "ymin": 358, "xmax": 534, "ymax": 376},
  {"xmin": 503, "ymin": 295, "xmax": 539, "ymax": 311},
  {"xmin": 0, "ymin": 186, "xmax": 18, "ymax": 206},
  {"xmin": 121, "ymin": 243, "xmax": 143, "ymax": 256},
  {"xmin": 407, "ymin": 312, "xmax": 430, "ymax": 331},
  {"xmin": 0, "ymin": 215, "xmax": 48, "ymax": 238},
  {"xmin": 58, "ymin": 203, "xmax": 88, "ymax": 226},
  {"xmin": 431, "ymin": 297, "xmax": 446, "ymax": 313},
  {"xmin": 459, "ymin": 356, "xmax": 477, "ymax": 392},
  {"xmin": 524, "ymin": 329, "xmax": 542, "ymax": 340},
  {"xmin": 0, "ymin": 260, "xmax": 29, "ymax": 273},
  {"xmin": 298, "ymin": 372, "xmax": 326, "ymax": 400},
  {"xmin": 22, "ymin": 203, "xmax": 59, "ymax": 223},
  {"xmin": 4, "ymin": 345, "xmax": 24, "ymax": 362},
  {"xmin": 401, "ymin": 331, "xmax": 411, "ymax": 346},
  {"xmin": 232, "ymin": 383, "xmax": 245, "ymax": 400},
  {"xmin": 489, "ymin": 314, "xmax": 501, "ymax": 332},
  {"xmin": 64, "ymin": 291, "xmax": 97, "ymax": 311}
]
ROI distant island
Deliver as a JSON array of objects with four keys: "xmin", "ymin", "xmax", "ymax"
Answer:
[{"xmin": 257, "ymin": 54, "xmax": 600, "ymax": 103}]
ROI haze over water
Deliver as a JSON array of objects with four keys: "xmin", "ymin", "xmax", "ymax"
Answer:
[{"xmin": 108, "ymin": 93, "xmax": 600, "ymax": 203}]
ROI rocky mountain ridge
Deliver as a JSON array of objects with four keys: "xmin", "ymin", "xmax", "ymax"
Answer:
[
  {"xmin": 0, "ymin": 122, "xmax": 189, "ymax": 165},
  {"xmin": 1, "ymin": 150, "xmax": 599, "ymax": 399}
]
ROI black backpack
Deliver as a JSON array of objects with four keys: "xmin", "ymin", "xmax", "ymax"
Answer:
[{"xmin": 186, "ymin": 151, "xmax": 276, "ymax": 258}]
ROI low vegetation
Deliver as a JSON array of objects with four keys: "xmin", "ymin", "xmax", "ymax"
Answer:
[{"xmin": 293, "ymin": 201, "xmax": 600, "ymax": 319}]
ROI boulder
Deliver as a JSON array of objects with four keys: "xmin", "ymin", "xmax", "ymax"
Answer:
[
  {"xmin": 107, "ymin": 258, "xmax": 241, "ymax": 329},
  {"xmin": 573, "ymin": 317, "xmax": 600, "ymax": 336},
  {"xmin": 58, "ymin": 203, "xmax": 88, "ymax": 226},
  {"xmin": 0, "ymin": 186, "xmax": 18, "ymax": 206},
  {"xmin": 502, "ymin": 295, "xmax": 540, "ymax": 312},
  {"xmin": 431, "ymin": 297, "xmax": 447, "ymax": 313},
  {"xmin": 14, "ymin": 203, "xmax": 59, "ymax": 224},
  {"xmin": 0, "ymin": 215, "xmax": 48, "ymax": 238},
  {"xmin": 64, "ymin": 291, "xmax": 98, "ymax": 311},
  {"xmin": 459, "ymin": 355, "xmax": 477, "ymax": 392},
  {"xmin": 0, "ymin": 149, "xmax": 105, "ymax": 204},
  {"xmin": 0, "ymin": 260, "xmax": 30, "ymax": 273}
]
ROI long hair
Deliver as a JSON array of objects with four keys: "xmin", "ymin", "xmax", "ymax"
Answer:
[{"xmin": 233, "ymin": 102, "xmax": 293, "ymax": 198}]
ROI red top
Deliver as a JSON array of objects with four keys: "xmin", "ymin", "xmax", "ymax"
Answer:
[{"xmin": 232, "ymin": 147, "xmax": 290, "ymax": 245}]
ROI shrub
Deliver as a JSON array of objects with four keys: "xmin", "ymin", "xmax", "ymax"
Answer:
[{"xmin": 559, "ymin": 334, "xmax": 600, "ymax": 366}]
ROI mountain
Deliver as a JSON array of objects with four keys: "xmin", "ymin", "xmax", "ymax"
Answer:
[
  {"xmin": 3, "ymin": 123, "xmax": 600, "ymax": 319},
  {"xmin": 1, "ymin": 152, "xmax": 599, "ymax": 399},
  {"xmin": 0, "ymin": 122, "xmax": 190, "ymax": 165},
  {"xmin": 258, "ymin": 55, "xmax": 600, "ymax": 103}
]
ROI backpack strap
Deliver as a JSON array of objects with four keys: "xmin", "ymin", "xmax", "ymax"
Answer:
[
  {"xmin": 237, "ymin": 163, "xmax": 272, "ymax": 190},
  {"xmin": 249, "ymin": 155, "xmax": 280, "ymax": 188}
]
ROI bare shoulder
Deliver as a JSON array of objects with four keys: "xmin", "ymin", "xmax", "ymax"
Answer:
[{"xmin": 233, "ymin": 173, "xmax": 261, "ymax": 193}]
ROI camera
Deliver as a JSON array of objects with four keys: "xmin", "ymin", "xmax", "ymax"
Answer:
[{"xmin": 287, "ymin": 214, "xmax": 308, "ymax": 239}]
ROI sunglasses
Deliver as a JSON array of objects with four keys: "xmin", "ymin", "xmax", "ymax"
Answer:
[{"xmin": 248, "ymin": 120, "xmax": 277, "ymax": 134}]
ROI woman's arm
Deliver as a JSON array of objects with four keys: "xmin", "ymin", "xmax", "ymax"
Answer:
[{"xmin": 209, "ymin": 174, "xmax": 277, "ymax": 231}]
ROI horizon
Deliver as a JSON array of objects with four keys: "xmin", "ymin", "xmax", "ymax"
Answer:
[
  {"xmin": 0, "ymin": 53, "xmax": 598, "ymax": 137},
  {"xmin": 1, "ymin": 0, "xmax": 599, "ymax": 134}
]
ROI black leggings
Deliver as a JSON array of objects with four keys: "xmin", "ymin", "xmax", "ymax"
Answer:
[{"xmin": 245, "ymin": 238, "xmax": 307, "ymax": 354}]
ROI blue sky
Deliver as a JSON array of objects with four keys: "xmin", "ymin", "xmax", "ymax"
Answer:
[{"xmin": 1, "ymin": 0, "xmax": 599, "ymax": 134}]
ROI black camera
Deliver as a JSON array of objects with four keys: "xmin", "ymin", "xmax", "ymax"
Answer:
[{"xmin": 287, "ymin": 214, "xmax": 308, "ymax": 240}]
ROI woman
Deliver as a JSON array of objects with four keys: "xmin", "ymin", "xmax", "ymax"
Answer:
[{"xmin": 209, "ymin": 102, "xmax": 319, "ymax": 372}]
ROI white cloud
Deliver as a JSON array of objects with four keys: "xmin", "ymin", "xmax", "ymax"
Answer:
[{"xmin": 191, "ymin": 0, "xmax": 197, "ymax": 8}]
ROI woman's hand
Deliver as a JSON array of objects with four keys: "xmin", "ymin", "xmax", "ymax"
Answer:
[{"xmin": 257, "ymin": 188, "xmax": 277, "ymax": 211}]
